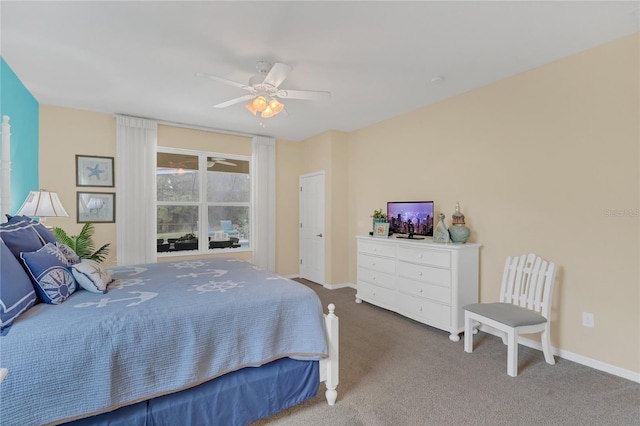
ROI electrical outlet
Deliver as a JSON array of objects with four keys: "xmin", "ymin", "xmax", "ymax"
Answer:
[{"xmin": 582, "ymin": 312, "xmax": 595, "ymax": 328}]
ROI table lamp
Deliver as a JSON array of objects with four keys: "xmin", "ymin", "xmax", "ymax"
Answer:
[{"xmin": 16, "ymin": 189, "xmax": 69, "ymax": 228}]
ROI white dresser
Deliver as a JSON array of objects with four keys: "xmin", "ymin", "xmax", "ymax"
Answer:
[{"xmin": 356, "ymin": 236, "xmax": 480, "ymax": 341}]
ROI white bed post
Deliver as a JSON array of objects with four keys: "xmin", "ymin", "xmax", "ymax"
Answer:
[
  {"xmin": 320, "ymin": 303, "xmax": 339, "ymax": 405},
  {"xmin": 1, "ymin": 116, "xmax": 11, "ymax": 221}
]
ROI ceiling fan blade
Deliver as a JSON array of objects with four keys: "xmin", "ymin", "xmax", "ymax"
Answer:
[
  {"xmin": 262, "ymin": 62, "xmax": 292, "ymax": 88},
  {"xmin": 195, "ymin": 72, "xmax": 250, "ymax": 90},
  {"xmin": 276, "ymin": 89, "xmax": 331, "ymax": 101},
  {"xmin": 209, "ymin": 157, "xmax": 237, "ymax": 167},
  {"xmin": 213, "ymin": 94, "xmax": 254, "ymax": 108}
]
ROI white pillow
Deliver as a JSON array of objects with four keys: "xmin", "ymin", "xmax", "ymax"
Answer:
[{"xmin": 71, "ymin": 259, "xmax": 113, "ymax": 294}]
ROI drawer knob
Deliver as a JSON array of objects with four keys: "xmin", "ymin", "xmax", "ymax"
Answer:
[
  {"xmin": 418, "ymin": 271, "xmax": 423, "ymax": 276},
  {"xmin": 418, "ymin": 254, "xmax": 423, "ymax": 259},
  {"xmin": 372, "ymin": 262, "xmax": 376, "ymax": 267},
  {"xmin": 418, "ymin": 288, "xmax": 423, "ymax": 293},
  {"xmin": 372, "ymin": 276, "xmax": 376, "ymax": 280}
]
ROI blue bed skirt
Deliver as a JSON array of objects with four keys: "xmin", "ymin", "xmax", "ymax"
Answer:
[{"xmin": 65, "ymin": 358, "xmax": 319, "ymax": 426}]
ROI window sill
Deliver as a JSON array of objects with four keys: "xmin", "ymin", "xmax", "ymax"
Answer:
[{"xmin": 157, "ymin": 246, "xmax": 252, "ymax": 258}]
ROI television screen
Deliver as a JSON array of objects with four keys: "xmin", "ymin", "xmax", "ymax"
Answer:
[{"xmin": 387, "ymin": 201, "xmax": 435, "ymax": 236}]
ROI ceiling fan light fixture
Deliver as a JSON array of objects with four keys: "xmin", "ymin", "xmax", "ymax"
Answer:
[
  {"xmin": 261, "ymin": 106, "xmax": 275, "ymax": 119},
  {"xmin": 269, "ymin": 98, "xmax": 284, "ymax": 114},
  {"xmin": 245, "ymin": 101, "xmax": 258, "ymax": 115},
  {"xmin": 261, "ymin": 99, "xmax": 285, "ymax": 119},
  {"xmin": 253, "ymin": 96, "xmax": 268, "ymax": 112}
]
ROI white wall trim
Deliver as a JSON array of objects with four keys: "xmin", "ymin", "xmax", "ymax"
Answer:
[
  {"xmin": 479, "ymin": 326, "xmax": 640, "ymax": 383},
  {"xmin": 323, "ymin": 282, "xmax": 356, "ymax": 290},
  {"xmin": 290, "ymin": 278, "xmax": 640, "ymax": 383}
]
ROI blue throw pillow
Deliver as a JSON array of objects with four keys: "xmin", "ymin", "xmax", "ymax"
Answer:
[
  {"xmin": 56, "ymin": 242, "xmax": 81, "ymax": 265},
  {"xmin": 5, "ymin": 214, "xmax": 58, "ymax": 245},
  {"xmin": 0, "ymin": 220, "xmax": 44, "ymax": 259},
  {"xmin": 0, "ymin": 240, "xmax": 37, "ymax": 331},
  {"xmin": 20, "ymin": 243, "xmax": 78, "ymax": 305}
]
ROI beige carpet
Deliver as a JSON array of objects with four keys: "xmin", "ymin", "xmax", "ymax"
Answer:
[{"xmin": 253, "ymin": 280, "xmax": 640, "ymax": 425}]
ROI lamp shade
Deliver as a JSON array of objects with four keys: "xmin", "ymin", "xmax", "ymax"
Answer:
[{"xmin": 16, "ymin": 190, "xmax": 69, "ymax": 218}]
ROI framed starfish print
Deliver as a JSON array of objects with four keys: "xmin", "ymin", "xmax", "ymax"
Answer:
[{"xmin": 76, "ymin": 155, "xmax": 114, "ymax": 187}]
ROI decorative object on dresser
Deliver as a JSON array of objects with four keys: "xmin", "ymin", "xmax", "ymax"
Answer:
[
  {"xmin": 371, "ymin": 208, "xmax": 387, "ymax": 234},
  {"xmin": 463, "ymin": 253, "xmax": 557, "ymax": 377},
  {"xmin": 433, "ymin": 212, "xmax": 450, "ymax": 243},
  {"xmin": 373, "ymin": 221, "xmax": 390, "ymax": 238},
  {"xmin": 448, "ymin": 202, "xmax": 470, "ymax": 243},
  {"xmin": 355, "ymin": 236, "xmax": 480, "ymax": 341}
]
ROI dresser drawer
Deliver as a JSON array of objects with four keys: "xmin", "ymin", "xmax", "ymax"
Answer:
[
  {"xmin": 357, "ymin": 253, "xmax": 395, "ymax": 275},
  {"xmin": 397, "ymin": 262, "xmax": 451, "ymax": 287},
  {"xmin": 396, "ymin": 292, "xmax": 451, "ymax": 327},
  {"xmin": 397, "ymin": 246, "xmax": 450, "ymax": 268},
  {"xmin": 397, "ymin": 277, "xmax": 451, "ymax": 305},
  {"xmin": 359, "ymin": 240, "xmax": 396, "ymax": 258},
  {"xmin": 357, "ymin": 281, "xmax": 395, "ymax": 307},
  {"xmin": 357, "ymin": 267, "xmax": 395, "ymax": 289}
]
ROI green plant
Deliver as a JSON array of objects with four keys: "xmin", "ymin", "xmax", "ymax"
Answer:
[
  {"xmin": 52, "ymin": 222, "xmax": 111, "ymax": 263},
  {"xmin": 371, "ymin": 208, "xmax": 387, "ymax": 220}
]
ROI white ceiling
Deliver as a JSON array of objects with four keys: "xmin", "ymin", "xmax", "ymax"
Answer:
[{"xmin": 1, "ymin": 1, "xmax": 638, "ymax": 141}]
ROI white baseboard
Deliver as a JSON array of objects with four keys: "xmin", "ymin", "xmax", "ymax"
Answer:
[
  {"xmin": 293, "ymin": 277, "xmax": 640, "ymax": 383},
  {"xmin": 323, "ymin": 282, "xmax": 356, "ymax": 290},
  {"xmin": 291, "ymin": 275, "xmax": 356, "ymax": 290},
  {"xmin": 479, "ymin": 326, "xmax": 640, "ymax": 383}
]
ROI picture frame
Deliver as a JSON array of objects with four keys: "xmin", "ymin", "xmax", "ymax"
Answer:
[
  {"xmin": 77, "ymin": 192, "xmax": 115, "ymax": 223},
  {"xmin": 76, "ymin": 155, "xmax": 114, "ymax": 187},
  {"xmin": 373, "ymin": 221, "xmax": 390, "ymax": 238}
]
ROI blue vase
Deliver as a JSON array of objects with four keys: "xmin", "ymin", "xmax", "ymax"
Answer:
[
  {"xmin": 448, "ymin": 202, "xmax": 470, "ymax": 243},
  {"xmin": 449, "ymin": 224, "xmax": 470, "ymax": 243}
]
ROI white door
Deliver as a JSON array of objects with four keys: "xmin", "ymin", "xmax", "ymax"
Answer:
[{"xmin": 299, "ymin": 172, "xmax": 325, "ymax": 285}]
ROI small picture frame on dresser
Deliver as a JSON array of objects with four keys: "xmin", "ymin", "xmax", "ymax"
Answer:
[{"xmin": 373, "ymin": 222, "xmax": 389, "ymax": 238}]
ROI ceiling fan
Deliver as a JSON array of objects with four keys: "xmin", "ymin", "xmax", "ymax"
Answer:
[
  {"xmin": 207, "ymin": 157, "xmax": 236, "ymax": 167},
  {"xmin": 195, "ymin": 61, "xmax": 330, "ymax": 119}
]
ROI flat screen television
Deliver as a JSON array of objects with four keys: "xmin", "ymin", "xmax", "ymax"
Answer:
[{"xmin": 387, "ymin": 201, "xmax": 435, "ymax": 237}]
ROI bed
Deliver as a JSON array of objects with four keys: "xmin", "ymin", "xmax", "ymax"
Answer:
[{"xmin": 0, "ymin": 116, "xmax": 339, "ymax": 425}]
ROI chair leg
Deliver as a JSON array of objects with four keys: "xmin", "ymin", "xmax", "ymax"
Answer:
[
  {"xmin": 464, "ymin": 312, "xmax": 474, "ymax": 353},
  {"xmin": 541, "ymin": 324, "xmax": 555, "ymax": 365},
  {"xmin": 507, "ymin": 329, "xmax": 518, "ymax": 377}
]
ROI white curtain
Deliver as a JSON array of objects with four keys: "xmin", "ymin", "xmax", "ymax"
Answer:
[
  {"xmin": 251, "ymin": 136, "xmax": 276, "ymax": 271},
  {"xmin": 115, "ymin": 115, "xmax": 157, "ymax": 265}
]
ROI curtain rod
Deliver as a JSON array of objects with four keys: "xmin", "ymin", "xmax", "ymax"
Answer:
[{"xmin": 113, "ymin": 113, "xmax": 270, "ymax": 139}]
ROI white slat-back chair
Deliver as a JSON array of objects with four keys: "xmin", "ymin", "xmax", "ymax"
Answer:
[{"xmin": 463, "ymin": 253, "xmax": 557, "ymax": 377}]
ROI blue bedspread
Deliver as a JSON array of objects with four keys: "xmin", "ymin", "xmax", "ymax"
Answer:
[{"xmin": 0, "ymin": 258, "xmax": 328, "ymax": 425}]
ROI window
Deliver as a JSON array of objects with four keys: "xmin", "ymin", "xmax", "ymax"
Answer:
[{"xmin": 156, "ymin": 149, "xmax": 250, "ymax": 254}]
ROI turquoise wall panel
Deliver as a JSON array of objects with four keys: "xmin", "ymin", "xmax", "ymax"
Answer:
[{"xmin": 0, "ymin": 57, "xmax": 39, "ymax": 214}]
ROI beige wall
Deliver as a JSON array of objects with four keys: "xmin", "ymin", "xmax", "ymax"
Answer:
[
  {"xmin": 38, "ymin": 33, "xmax": 639, "ymax": 374},
  {"xmin": 157, "ymin": 124, "xmax": 251, "ymax": 155},
  {"xmin": 39, "ymin": 105, "xmax": 118, "ymax": 265},
  {"xmin": 283, "ymin": 130, "xmax": 351, "ymax": 285},
  {"xmin": 345, "ymin": 33, "xmax": 639, "ymax": 373},
  {"xmin": 275, "ymin": 139, "xmax": 302, "ymax": 275}
]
